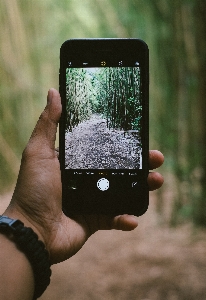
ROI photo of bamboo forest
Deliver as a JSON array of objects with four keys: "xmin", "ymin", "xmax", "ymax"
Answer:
[{"xmin": 65, "ymin": 67, "xmax": 142, "ymax": 169}]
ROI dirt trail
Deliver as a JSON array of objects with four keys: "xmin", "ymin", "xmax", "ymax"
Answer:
[
  {"xmin": 65, "ymin": 114, "xmax": 142, "ymax": 169},
  {"xmin": 39, "ymin": 196, "xmax": 206, "ymax": 300}
]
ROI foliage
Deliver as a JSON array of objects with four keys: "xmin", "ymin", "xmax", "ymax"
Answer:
[
  {"xmin": 66, "ymin": 68, "xmax": 93, "ymax": 131},
  {"xmin": 0, "ymin": 0, "xmax": 206, "ymax": 226},
  {"xmin": 66, "ymin": 67, "xmax": 142, "ymax": 133},
  {"xmin": 96, "ymin": 67, "xmax": 142, "ymax": 132},
  {"xmin": 146, "ymin": 0, "xmax": 206, "ymax": 226},
  {"xmin": 0, "ymin": 0, "xmax": 48, "ymax": 189}
]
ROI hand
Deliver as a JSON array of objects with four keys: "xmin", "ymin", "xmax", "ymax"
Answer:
[{"xmin": 4, "ymin": 89, "xmax": 164, "ymax": 264}]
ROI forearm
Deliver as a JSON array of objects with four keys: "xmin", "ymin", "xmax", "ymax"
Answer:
[{"xmin": 0, "ymin": 233, "xmax": 34, "ymax": 300}]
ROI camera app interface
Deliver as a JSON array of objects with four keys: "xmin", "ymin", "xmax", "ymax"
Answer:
[{"xmin": 65, "ymin": 66, "xmax": 143, "ymax": 170}]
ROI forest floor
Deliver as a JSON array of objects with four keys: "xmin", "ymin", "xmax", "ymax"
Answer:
[
  {"xmin": 1, "ymin": 192, "xmax": 206, "ymax": 300},
  {"xmin": 65, "ymin": 114, "xmax": 142, "ymax": 169}
]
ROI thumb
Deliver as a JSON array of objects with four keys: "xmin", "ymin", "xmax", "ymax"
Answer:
[{"xmin": 27, "ymin": 89, "xmax": 62, "ymax": 153}]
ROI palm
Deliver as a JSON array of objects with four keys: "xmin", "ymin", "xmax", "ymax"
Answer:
[{"xmin": 4, "ymin": 89, "xmax": 164, "ymax": 265}]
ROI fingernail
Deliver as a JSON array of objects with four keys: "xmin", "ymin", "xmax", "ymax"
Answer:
[{"xmin": 47, "ymin": 88, "xmax": 54, "ymax": 105}]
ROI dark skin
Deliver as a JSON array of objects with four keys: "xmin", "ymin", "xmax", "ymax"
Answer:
[{"xmin": 4, "ymin": 88, "xmax": 164, "ymax": 265}]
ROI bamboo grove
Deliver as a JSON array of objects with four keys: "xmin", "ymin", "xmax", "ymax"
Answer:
[
  {"xmin": 66, "ymin": 67, "xmax": 142, "ymax": 133},
  {"xmin": 1, "ymin": 0, "xmax": 206, "ymax": 227}
]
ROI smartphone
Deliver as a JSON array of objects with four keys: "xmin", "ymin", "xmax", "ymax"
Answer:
[{"xmin": 59, "ymin": 39, "xmax": 149, "ymax": 216}]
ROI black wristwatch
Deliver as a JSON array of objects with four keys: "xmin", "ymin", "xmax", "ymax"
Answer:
[{"xmin": 0, "ymin": 215, "xmax": 51, "ymax": 299}]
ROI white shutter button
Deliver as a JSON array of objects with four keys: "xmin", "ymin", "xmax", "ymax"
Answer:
[{"xmin": 97, "ymin": 178, "xmax": 109, "ymax": 191}]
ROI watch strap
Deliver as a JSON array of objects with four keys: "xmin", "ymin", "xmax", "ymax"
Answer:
[{"xmin": 0, "ymin": 215, "xmax": 51, "ymax": 299}]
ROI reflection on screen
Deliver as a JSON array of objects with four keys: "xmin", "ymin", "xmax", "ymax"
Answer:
[{"xmin": 65, "ymin": 67, "xmax": 142, "ymax": 169}]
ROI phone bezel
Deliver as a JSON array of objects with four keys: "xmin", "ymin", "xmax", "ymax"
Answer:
[{"xmin": 59, "ymin": 39, "xmax": 149, "ymax": 216}]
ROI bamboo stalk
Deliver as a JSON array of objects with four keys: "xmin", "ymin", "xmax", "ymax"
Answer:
[{"xmin": 0, "ymin": 133, "xmax": 20, "ymax": 176}]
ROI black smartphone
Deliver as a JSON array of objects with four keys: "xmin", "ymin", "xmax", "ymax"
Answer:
[{"xmin": 59, "ymin": 39, "xmax": 149, "ymax": 216}]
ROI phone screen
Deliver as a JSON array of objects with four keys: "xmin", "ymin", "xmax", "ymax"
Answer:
[{"xmin": 65, "ymin": 66, "xmax": 142, "ymax": 170}]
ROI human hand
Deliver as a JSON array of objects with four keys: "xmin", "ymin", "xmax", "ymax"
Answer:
[{"xmin": 4, "ymin": 89, "xmax": 164, "ymax": 264}]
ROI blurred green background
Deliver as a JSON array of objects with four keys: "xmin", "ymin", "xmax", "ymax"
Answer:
[{"xmin": 0, "ymin": 0, "xmax": 205, "ymax": 226}]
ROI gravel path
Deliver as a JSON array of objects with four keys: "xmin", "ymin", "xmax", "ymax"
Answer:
[{"xmin": 65, "ymin": 114, "xmax": 142, "ymax": 169}]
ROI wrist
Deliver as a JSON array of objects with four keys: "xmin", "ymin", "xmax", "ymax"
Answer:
[
  {"xmin": 0, "ymin": 215, "xmax": 52, "ymax": 299},
  {"xmin": 0, "ymin": 233, "xmax": 35, "ymax": 299},
  {"xmin": 3, "ymin": 206, "xmax": 47, "ymax": 251}
]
